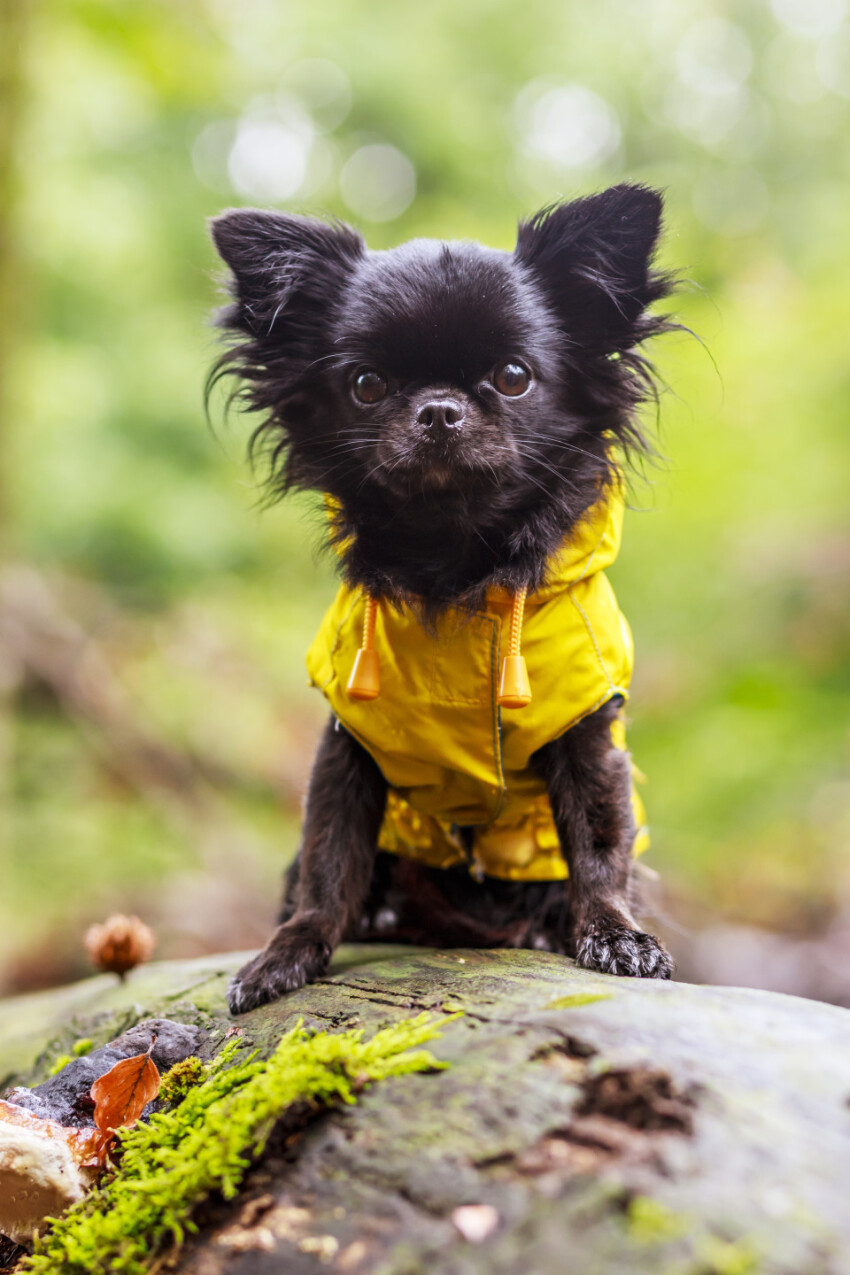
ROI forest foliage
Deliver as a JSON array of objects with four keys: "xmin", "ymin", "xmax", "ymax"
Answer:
[{"xmin": 1, "ymin": 0, "xmax": 849, "ymax": 997}]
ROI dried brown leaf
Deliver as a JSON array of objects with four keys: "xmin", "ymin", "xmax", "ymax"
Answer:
[{"xmin": 90, "ymin": 1050, "xmax": 161, "ymax": 1135}]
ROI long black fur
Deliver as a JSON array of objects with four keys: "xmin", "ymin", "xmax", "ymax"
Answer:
[{"xmin": 210, "ymin": 184, "xmax": 676, "ymax": 1012}]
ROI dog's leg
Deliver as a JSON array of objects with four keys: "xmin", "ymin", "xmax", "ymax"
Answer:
[
  {"xmin": 228, "ymin": 717, "xmax": 387, "ymax": 1013},
  {"xmin": 277, "ymin": 852, "xmax": 301, "ymax": 924},
  {"xmin": 533, "ymin": 699, "xmax": 673, "ymax": 979}
]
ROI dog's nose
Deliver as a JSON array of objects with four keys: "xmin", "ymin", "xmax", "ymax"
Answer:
[{"xmin": 416, "ymin": 399, "xmax": 465, "ymax": 432}]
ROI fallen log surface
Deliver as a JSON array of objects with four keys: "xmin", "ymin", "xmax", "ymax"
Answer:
[{"xmin": 2, "ymin": 945, "xmax": 850, "ymax": 1274}]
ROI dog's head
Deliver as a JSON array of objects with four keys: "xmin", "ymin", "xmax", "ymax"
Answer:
[{"xmin": 210, "ymin": 184, "xmax": 672, "ymax": 599}]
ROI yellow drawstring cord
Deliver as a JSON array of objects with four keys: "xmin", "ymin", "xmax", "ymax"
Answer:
[
  {"xmin": 347, "ymin": 586, "xmax": 532, "ymax": 708},
  {"xmin": 498, "ymin": 585, "xmax": 532, "ymax": 708},
  {"xmin": 346, "ymin": 594, "xmax": 381, "ymax": 700}
]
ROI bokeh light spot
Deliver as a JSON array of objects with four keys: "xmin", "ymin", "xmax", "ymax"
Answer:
[
  {"xmin": 281, "ymin": 59, "xmax": 352, "ymax": 131},
  {"xmin": 514, "ymin": 80, "xmax": 621, "ymax": 170},
  {"xmin": 676, "ymin": 18, "xmax": 753, "ymax": 96},
  {"xmin": 193, "ymin": 121, "xmax": 237, "ymax": 194},
  {"xmin": 772, "ymin": 0, "xmax": 847, "ymax": 39},
  {"xmin": 815, "ymin": 25, "xmax": 850, "ymax": 95},
  {"xmin": 339, "ymin": 144, "xmax": 416, "ymax": 222},
  {"xmin": 227, "ymin": 100, "xmax": 314, "ymax": 203}
]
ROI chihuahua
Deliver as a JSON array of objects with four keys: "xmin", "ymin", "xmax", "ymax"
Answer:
[{"xmin": 210, "ymin": 182, "xmax": 675, "ymax": 1013}]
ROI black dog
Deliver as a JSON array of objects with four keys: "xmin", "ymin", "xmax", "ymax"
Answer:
[{"xmin": 210, "ymin": 182, "xmax": 675, "ymax": 1014}]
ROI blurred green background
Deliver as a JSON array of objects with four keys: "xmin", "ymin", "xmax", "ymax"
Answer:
[{"xmin": 1, "ymin": 0, "xmax": 848, "ymax": 1000}]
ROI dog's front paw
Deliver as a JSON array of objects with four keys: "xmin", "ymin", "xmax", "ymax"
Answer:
[
  {"xmin": 227, "ymin": 922, "xmax": 332, "ymax": 1014},
  {"xmin": 576, "ymin": 918, "xmax": 673, "ymax": 980}
]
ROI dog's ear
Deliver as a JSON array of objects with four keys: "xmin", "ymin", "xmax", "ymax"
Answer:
[
  {"xmin": 515, "ymin": 184, "xmax": 666, "ymax": 355},
  {"xmin": 210, "ymin": 209, "xmax": 364, "ymax": 354}
]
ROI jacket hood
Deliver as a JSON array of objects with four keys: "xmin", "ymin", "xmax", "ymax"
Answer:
[
  {"xmin": 326, "ymin": 482, "xmax": 625, "ymax": 605},
  {"xmin": 488, "ymin": 482, "xmax": 625, "ymax": 603}
]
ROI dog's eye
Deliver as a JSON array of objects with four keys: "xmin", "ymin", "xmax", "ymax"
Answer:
[
  {"xmin": 492, "ymin": 362, "xmax": 531, "ymax": 397},
  {"xmin": 352, "ymin": 370, "xmax": 388, "ymax": 404}
]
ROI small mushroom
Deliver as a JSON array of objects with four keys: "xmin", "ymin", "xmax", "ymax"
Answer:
[{"xmin": 0, "ymin": 1104, "xmax": 98, "ymax": 1245}]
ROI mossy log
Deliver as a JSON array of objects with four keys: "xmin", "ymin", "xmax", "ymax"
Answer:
[{"xmin": 2, "ymin": 946, "xmax": 850, "ymax": 1274}]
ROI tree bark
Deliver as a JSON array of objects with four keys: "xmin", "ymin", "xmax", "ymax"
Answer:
[{"xmin": 2, "ymin": 945, "xmax": 850, "ymax": 1274}]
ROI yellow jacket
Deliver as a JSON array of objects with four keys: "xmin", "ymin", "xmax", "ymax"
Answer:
[{"xmin": 306, "ymin": 488, "xmax": 648, "ymax": 882}]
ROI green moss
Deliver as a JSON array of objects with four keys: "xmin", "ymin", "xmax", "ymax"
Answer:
[
  {"xmin": 23, "ymin": 1013, "xmax": 454, "ymax": 1275},
  {"xmin": 695, "ymin": 1235, "xmax": 759, "ymax": 1275},
  {"xmin": 47, "ymin": 1038, "xmax": 95, "ymax": 1076},
  {"xmin": 626, "ymin": 1195, "xmax": 688, "ymax": 1245},
  {"xmin": 158, "ymin": 1055, "xmax": 206, "ymax": 1106},
  {"xmin": 545, "ymin": 992, "xmax": 612, "ymax": 1010},
  {"xmin": 626, "ymin": 1200, "xmax": 760, "ymax": 1273}
]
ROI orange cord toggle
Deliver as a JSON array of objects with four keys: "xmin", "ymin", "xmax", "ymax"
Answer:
[
  {"xmin": 347, "ymin": 594, "xmax": 381, "ymax": 700},
  {"xmin": 498, "ymin": 586, "xmax": 532, "ymax": 709},
  {"xmin": 348, "ymin": 587, "xmax": 531, "ymax": 708}
]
